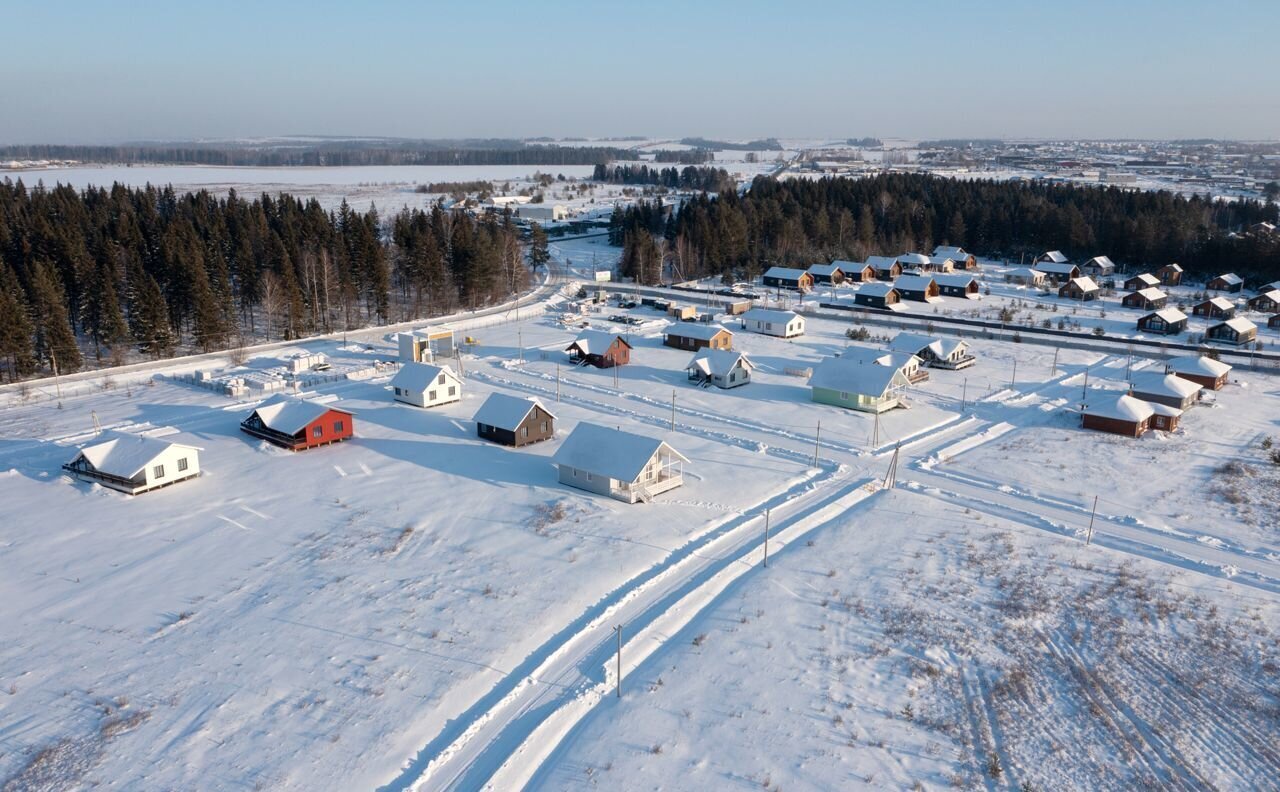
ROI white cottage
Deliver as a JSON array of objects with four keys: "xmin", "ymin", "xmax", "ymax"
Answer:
[
  {"xmin": 390, "ymin": 362, "xmax": 462, "ymax": 408},
  {"xmin": 552, "ymin": 422, "xmax": 690, "ymax": 503},
  {"xmin": 740, "ymin": 308, "xmax": 805, "ymax": 338},
  {"xmin": 686, "ymin": 348, "xmax": 754, "ymax": 389},
  {"xmin": 63, "ymin": 432, "xmax": 201, "ymax": 495}
]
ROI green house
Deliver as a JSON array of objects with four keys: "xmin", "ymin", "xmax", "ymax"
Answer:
[{"xmin": 809, "ymin": 355, "xmax": 910, "ymax": 413}]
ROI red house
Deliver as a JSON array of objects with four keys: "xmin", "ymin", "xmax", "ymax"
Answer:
[
  {"xmin": 241, "ymin": 395, "xmax": 355, "ymax": 451},
  {"xmin": 566, "ymin": 330, "xmax": 632, "ymax": 368}
]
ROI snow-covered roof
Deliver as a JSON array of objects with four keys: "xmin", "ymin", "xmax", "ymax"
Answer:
[
  {"xmin": 1266, "ymin": 281, "xmax": 1280, "ymax": 293},
  {"xmin": 894, "ymin": 274, "xmax": 936, "ymax": 291},
  {"xmin": 1035, "ymin": 261, "xmax": 1079, "ymax": 276},
  {"xmin": 809, "ymin": 355, "xmax": 909, "ymax": 396},
  {"xmin": 763, "ymin": 266, "xmax": 810, "ymax": 280},
  {"xmin": 830, "ymin": 259, "xmax": 866, "ymax": 270},
  {"xmin": 1165, "ymin": 355, "xmax": 1231, "ymax": 377},
  {"xmin": 250, "ymin": 395, "xmax": 352, "ymax": 435},
  {"xmin": 1084, "ymin": 394, "xmax": 1154, "ymax": 423},
  {"xmin": 932, "ymin": 246, "xmax": 968, "ymax": 259},
  {"xmin": 1127, "ymin": 273, "xmax": 1160, "ymax": 287},
  {"xmin": 934, "ymin": 273, "xmax": 978, "ymax": 288},
  {"xmin": 1146, "ymin": 308, "xmax": 1187, "ymax": 323},
  {"xmin": 73, "ymin": 433, "xmax": 198, "ymax": 480},
  {"xmin": 1130, "ymin": 372, "xmax": 1202, "ymax": 400},
  {"xmin": 390, "ymin": 362, "xmax": 457, "ymax": 393},
  {"xmin": 1253, "ymin": 289, "xmax": 1280, "ymax": 302},
  {"xmin": 1130, "ymin": 287, "xmax": 1167, "ymax": 301},
  {"xmin": 807, "ymin": 263, "xmax": 846, "ymax": 277},
  {"xmin": 567, "ymin": 330, "xmax": 629, "ymax": 355},
  {"xmin": 1064, "ymin": 276, "xmax": 1100, "ymax": 291},
  {"xmin": 742, "ymin": 308, "xmax": 800, "ymax": 324},
  {"xmin": 857, "ymin": 282, "xmax": 897, "ymax": 297},
  {"xmin": 1147, "ymin": 402, "xmax": 1184, "ymax": 418},
  {"xmin": 1218, "ymin": 318, "xmax": 1257, "ymax": 333},
  {"xmin": 1084, "ymin": 255, "xmax": 1115, "ymax": 268},
  {"xmin": 472, "ymin": 393, "xmax": 553, "ymax": 431},
  {"xmin": 1212, "ymin": 273, "xmax": 1243, "ymax": 286},
  {"xmin": 1159, "ymin": 263, "xmax": 1184, "ymax": 273},
  {"xmin": 886, "ymin": 332, "xmax": 938, "ymax": 356},
  {"xmin": 1199, "ymin": 296, "xmax": 1234, "ymax": 310},
  {"xmin": 895, "ymin": 252, "xmax": 930, "ymax": 266},
  {"xmin": 664, "ymin": 323, "xmax": 731, "ymax": 341},
  {"xmin": 686, "ymin": 348, "xmax": 753, "ymax": 378},
  {"xmin": 1006, "ymin": 266, "xmax": 1045, "ymax": 279},
  {"xmin": 1040, "ymin": 250, "xmax": 1069, "ymax": 263},
  {"xmin": 865, "ymin": 255, "xmax": 899, "ymax": 270},
  {"xmin": 551, "ymin": 422, "xmax": 688, "ymax": 483}
]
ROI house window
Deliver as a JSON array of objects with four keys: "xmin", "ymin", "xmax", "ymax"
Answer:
[
  {"xmin": 448, "ymin": 386, "xmax": 456, "ymax": 396},
  {"xmin": 394, "ymin": 387, "xmax": 402, "ymax": 396},
  {"xmin": 153, "ymin": 464, "xmax": 165, "ymax": 479},
  {"xmin": 334, "ymin": 421, "xmax": 344, "ymax": 433},
  {"xmin": 177, "ymin": 458, "xmax": 188, "ymax": 472},
  {"xmin": 585, "ymin": 472, "xmax": 592, "ymax": 482},
  {"xmin": 313, "ymin": 426, "xmax": 324, "ymax": 438},
  {"xmin": 840, "ymin": 391, "xmax": 849, "ymax": 400},
  {"xmin": 541, "ymin": 421, "xmax": 548, "ymax": 433},
  {"xmin": 428, "ymin": 390, "xmax": 437, "ymax": 401},
  {"xmin": 521, "ymin": 426, "xmax": 529, "ymax": 437},
  {"xmin": 437, "ymin": 374, "xmax": 446, "ymax": 385},
  {"xmin": 729, "ymin": 372, "xmax": 736, "ymax": 383}
]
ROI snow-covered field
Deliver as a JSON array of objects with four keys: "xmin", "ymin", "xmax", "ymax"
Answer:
[{"xmin": 2, "ymin": 284, "xmax": 1278, "ymax": 790}]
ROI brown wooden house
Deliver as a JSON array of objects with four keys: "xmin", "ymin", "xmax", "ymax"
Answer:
[
  {"xmin": 865, "ymin": 256, "xmax": 902, "ymax": 280},
  {"xmin": 1136, "ymin": 308, "xmax": 1187, "ymax": 335},
  {"xmin": 762, "ymin": 267, "xmax": 814, "ymax": 291},
  {"xmin": 1165, "ymin": 355, "xmax": 1231, "ymax": 390},
  {"xmin": 807, "ymin": 263, "xmax": 847, "ymax": 285},
  {"xmin": 1205, "ymin": 318, "xmax": 1257, "ymax": 346},
  {"xmin": 1247, "ymin": 290, "xmax": 1280, "ymax": 313},
  {"xmin": 1207, "ymin": 273, "xmax": 1244, "ymax": 293},
  {"xmin": 932, "ymin": 246, "xmax": 978, "ymax": 270},
  {"xmin": 1081, "ymin": 395, "xmax": 1157, "ymax": 437},
  {"xmin": 1121, "ymin": 287, "xmax": 1168, "ymax": 311},
  {"xmin": 1059, "ymin": 276, "xmax": 1100, "ymax": 301},
  {"xmin": 835, "ymin": 260, "xmax": 876, "ymax": 283},
  {"xmin": 662, "ymin": 323, "xmax": 733, "ymax": 351},
  {"xmin": 1270, "ymin": 314, "xmax": 1280, "ymax": 329},
  {"xmin": 1192, "ymin": 297, "xmax": 1235, "ymax": 320},
  {"xmin": 1122, "ymin": 273, "xmax": 1161, "ymax": 291},
  {"xmin": 473, "ymin": 393, "xmax": 556, "ymax": 447},
  {"xmin": 567, "ymin": 330, "xmax": 632, "ymax": 368},
  {"xmin": 1156, "ymin": 263, "xmax": 1183, "ymax": 286}
]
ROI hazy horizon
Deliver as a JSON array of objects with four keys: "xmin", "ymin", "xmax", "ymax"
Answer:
[{"xmin": 3, "ymin": 0, "xmax": 1277, "ymax": 145}]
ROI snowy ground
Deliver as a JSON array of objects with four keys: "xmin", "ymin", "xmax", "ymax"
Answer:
[{"xmin": 2, "ymin": 284, "xmax": 1278, "ymax": 790}]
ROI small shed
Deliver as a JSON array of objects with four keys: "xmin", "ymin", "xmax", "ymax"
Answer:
[
  {"xmin": 1205, "ymin": 318, "xmax": 1257, "ymax": 346},
  {"xmin": 809, "ymin": 355, "xmax": 910, "ymax": 413},
  {"xmin": 807, "ymin": 263, "xmax": 847, "ymax": 285},
  {"xmin": 1247, "ymin": 289, "xmax": 1280, "ymax": 313},
  {"xmin": 894, "ymin": 274, "xmax": 940, "ymax": 301},
  {"xmin": 1059, "ymin": 276, "xmax": 1100, "ymax": 301},
  {"xmin": 1081, "ymin": 395, "xmax": 1156, "ymax": 437},
  {"xmin": 741, "ymin": 308, "xmax": 804, "ymax": 338},
  {"xmin": 1207, "ymin": 273, "xmax": 1244, "ymax": 293},
  {"xmin": 63, "ymin": 433, "xmax": 201, "ymax": 495},
  {"xmin": 1192, "ymin": 297, "xmax": 1236, "ymax": 320},
  {"xmin": 1123, "ymin": 273, "xmax": 1161, "ymax": 291},
  {"xmin": 397, "ymin": 326, "xmax": 456, "ymax": 363},
  {"xmin": 935, "ymin": 273, "xmax": 980, "ymax": 298},
  {"xmin": 854, "ymin": 282, "xmax": 900, "ymax": 309},
  {"xmin": 473, "ymin": 393, "xmax": 555, "ymax": 447},
  {"xmin": 567, "ymin": 330, "xmax": 632, "ymax": 368},
  {"xmin": 686, "ymin": 348, "xmax": 754, "ymax": 389},
  {"xmin": 1122, "ymin": 287, "xmax": 1168, "ymax": 311},
  {"xmin": 1165, "ymin": 355, "xmax": 1231, "ymax": 390},
  {"xmin": 663, "ymin": 323, "xmax": 733, "ymax": 351},
  {"xmin": 762, "ymin": 267, "xmax": 814, "ymax": 291},
  {"xmin": 1081, "ymin": 256, "xmax": 1117, "ymax": 277},
  {"xmin": 1156, "ymin": 263, "xmax": 1183, "ymax": 286},
  {"xmin": 241, "ymin": 395, "xmax": 354, "ymax": 451},
  {"xmin": 390, "ymin": 362, "xmax": 462, "ymax": 408},
  {"xmin": 865, "ymin": 255, "xmax": 902, "ymax": 280},
  {"xmin": 552, "ymin": 422, "xmax": 689, "ymax": 503},
  {"xmin": 1136, "ymin": 308, "xmax": 1187, "ymax": 335},
  {"xmin": 1129, "ymin": 372, "xmax": 1202, "ymax": 411}
]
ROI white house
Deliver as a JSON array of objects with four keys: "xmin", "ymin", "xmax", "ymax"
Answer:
[
  {"xmin": 686, "ymin": 348, "xmax": 754, "ymax": 389},
  {"xmin": 520, "ymin": 204, "xmax": 570, "ymax": 222},
  {"xmin": 390, "ymin": 362, "xmax": 462, "ymax": 408},
  {"xmin": 886, "ymin": 332, "xmax": 976, "ymax": 370},
  {"xmin": 63, "ymin": 432, "xmax": 201, "ymax": 495},
  {"xmin": 740, "ymin": 308, "xmax": 805, "ymax": 338},
  {"xmin": 552, "ymin": 422, "xmax": 690, "ymax": 503}
]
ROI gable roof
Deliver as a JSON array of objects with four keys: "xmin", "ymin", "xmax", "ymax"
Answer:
[
  {"xmin": 1040, "ymin": 250, "xmax": 1069, "ymax": 263},
  {"xmin": 1158, "ymin": 263, "xmax": 1184, "ymax": 273},
  {"xmin": 664, "ymin": 322, "xmax": 731, "ymax": 341},
  {"xmin": 932, "ymin": 245, "xmax": 968, "ymax": 259},
  {"xmin": 1127, "ymin": 273, "xmax": 1161, "ymax": 287},
  {"xmin": 1063, "ymin": 276, "xmax": 1100, "ymax": 292},
  {"xmin": 1212, "ymin": 272, "xmax": 1244, "ymax": 286},
  {"xmin": 1129, "ymin": 287, "xmax": 1167, "ymax": 301},
  {"xmin": 250, "ymin": 395, "xmax": 352, "ymax": 435},
  {"xmin": 857, "ymin": 282, "xmax": 898, "ymax": 297},
  {"xmin": 830, "ymin": 258, "xmax": 869, "ymax": 271},
  {"xmin": 687, "ymin": 348, "xmax": 754, "ymax": 378},
  {"xmin": 390, "ymin": 362, "xmax": 458, "ymax": 392},
  {"xmin": 567, "ymin": 330, "xmax": 631, "ymax": 355},
  {"xmin": 934, "ymin": 273, "xmax": 978, "ymax": 288},
  {"xmin": 865, "ymin": 255, "xmax": 900, "ymax": 270},
  {"xmin": 1130, "ymin": 372, "xmax": 1202, "ymax": 399},
  {"xmin": 473, "ymin": 392, "xmax": 553, "ymax": 431},
  {"xmin": 763, "ymin": 266, "xmax": 810, "ymax": 280},
  {"xmin": 1084, "ymin": 394, "xmax": 1154, "ymax": 423},
  {"xmin": 1144, "ymin": 308, "xmax": 1187, "ymax": 324},
  {"xmin": 1035, "ymin": 261, "xmax": 1079, "ymax": 276},
  {"xmin": 894, "ymin": 274, "xmax": 936, "ymax": 291},
  {"xmin": 1006, "ymin": 266, "xmax": 1045, "ymax": 280},
  {"xmin": 895, "ymin": 252, "xmax": 930, "ymax": 266},
  {"xmin": 74, "ymin": 433, "xmax": 198, "ymax": 479},
  {"xmin": 886, "ymin": 332, "xmax": 938, "ymax": 356},
  {"xmin": 741, "ymin": 308, "xmax": 800, "ymax": 324},
  {"xmin": 1084, "ymin": 255, "xmax": 1115, "ymax": 269},
  {"xmin": 807, "ymin": 263, "xmax": 846, "ymax": 277},
  {"xmin": 809, "ymin": 355, "xmax": 909, "ymax": 396},
  {"xmin": 1199, "ymin": 296, "xmax": 1234, "ymax": 310},
  {"xmin": 1216, "ymin": 317, "xmax": 1257, "ymax": 333},
  {"xmin": 1252, "ymin": 289, "xmax": 1280, "ymax": 302},
  {"xmin": 551, "ymin": 422, "xmax": 688, "ymax": 483},
  {"xmin": 1166, "ymin": 355, "xmax": 1231, "ymax": 377}
]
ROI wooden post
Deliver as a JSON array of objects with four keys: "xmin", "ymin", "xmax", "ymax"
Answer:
[
  {"xmin": 961, "ymin": 377, "xmax": 968, "ymax": 411},
  {"xmin": 1082, "ymin": 366, "xmax": 1090, "ymax": 401},
  {"xmin": 556, "ymin": 364, "xmax": 561, "ymax": 402},
  {"xmin": 670, "ymin": 390, "xmax": 676, "ymax": 431},
  {"xmin": 518, "ymin": 330, "xmax": 523, "ymax": 364},
  {"xmin": 813, "ymin": 421, "xmax": 821, "ymax": 467},
  {"xmin": 763, "ymin": 508, "xmax": 771, "ymax": 568},
  {"xmin": 615, "ymin": 624, "xmax": 623, "ymax": 698},
  {"xmin": 1011, "ymin": 359, "xmax": 1017, "ymax": 387},
  {"xmin": 1085, "ymin": 495, "xmax": 1098, "ymax": 545},
  {"xmin": 1051, "ymin": 347, "xmax": 1059, "ymax": 378}
]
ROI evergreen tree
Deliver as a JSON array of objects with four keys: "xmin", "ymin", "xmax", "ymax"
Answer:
[
  {"xmin": 29, "ymin": 260, "xmax": 82, "ymax": 374},
  {"xmin": 0, "ymin": 263, "xmax": 36, "ymax": 381},
  {"xmin": 528, "ymin": 223, "xmax": 551, "ymax": 270},
  {"xmin": 129, "ymin": 272, "xmax": 177, "ymax": 358}
]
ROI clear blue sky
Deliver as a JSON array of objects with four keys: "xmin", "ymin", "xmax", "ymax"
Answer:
[{"xmin": 2, "ymin": 0, "xmax": 1276, "ymax": 143}]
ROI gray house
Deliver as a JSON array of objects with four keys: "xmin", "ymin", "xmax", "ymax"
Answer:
[{"xmin": 552, "ymin": 422, "xmax": 689, "ymax": 504}]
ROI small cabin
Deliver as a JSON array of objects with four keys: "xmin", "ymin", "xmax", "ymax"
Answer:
[
  {"xmin": 932, "ymin": 246, "xmax": 978, "ymax": 270},
  {"xmin": 1081, "ymin": 256, "xmax": 1117, "ymax": 278},
  {"xmin": 807, "ymin": 263, "xmax": 847, "ymax": 285},
  {"xmin": 552, "ymin": 422, "xmax": 689, "ymax": 503},
  {"xmin": 854, "ymin": 282, "xmax": 900, "ymax": 309},
  {"xmin": 1192, "ymin": 297, "xmax": 1235, "ymax": 320},
  {"xmin": 1037, "ymin": 250, "xmax": 1070, "ymax": 265},
  {"xmin": 390, "ymin": 362, "xmax": 462, "ymax": 408},
  {"xmin": 934, "ymin": 273, "xmax": 980, "ymax": 298},
  {"xmin": 1129, "ymin": 372, "xmax": 1202, "ymax": 411},
  {"xmin": 1122, "ymin": 273, "xmax": 1161, "ymax": 291},
  {"xmin": 473, "ymin": 393, "xmax": 555, "ymax": 447},
  {"xmin": 1081, "ymin": 395, "xmax": 1158, "ymax": 438},
  {"xmin": 865, "ymin": 255, "xmax": 902, "ymax": 280},
  {"xmin": 1205, "ymin": 318, "xmax": 1257, "ymax": 346},
  {"xmin": 662, "ymin": 323, "xmax": 733, "ymax": 351},
  {"xmin": 833, "ymin": 259, "xmax": 875, "ymax": 283},
  {"xmin": 1207, "ymin": 273, "xmax": 1244, "ymax": 293},
  {"xmin": 686, "ymin": 348, "xmax": 754, "ymax": 389},
  {"xmin": 567, "ymin": 330, "xmax": 632, "ymax": 368},
  {"xmin": 1122, "ymin": 287, "xmax": 1168, "ymax": 311},
  {"xmin": 809, "ymin": 355, "xmax": 911, "ymax": 414},
  {"xmin": 241, "ymin": 395, "xmax": 355, "ymax": 451},
  {"xmin": 1059, "ymin": 276, "xmax": 1100, "ymax": 301},
  {"xmin": 1165, "ymin": 355, "xmax": 1231, "ymax": 390},
  {"xmin": 1156, "ymin": 263, "xmax": 1183, "ymax": 286},
  {"xmin": 894, "ymin": 274, "xmax": 939, "ymax": 301},
  {"xmin": 1247, "ymin": 290, "xmax": 1280, "ymax": 313},
  {"xmin": 741, "ymin": 308, "xmax": 804, "ymax": 338},
  {"xmin": 762, "ymin": 267, "xmax": 814, "ymax": 291},
  {"xmin": 63, "ymin": 433, "xmax": 201, "ymax": 495},
  {"xmin": 1136, "ymin": 308, "xmax": 1187, "ymax": 336}
]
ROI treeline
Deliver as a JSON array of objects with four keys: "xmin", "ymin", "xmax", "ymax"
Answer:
[
  {"xmin": 610, "ymin": 173, "xmax": 1280, "ymax": 285},
  {"xmin": 680, "ymin": 137, "xmax": 782, "ymax": 151},
  {"xmin": 0, "ymin": 179, "xmax": 528, "ymax": 381},
  {"xmin": 0, "ymin": 143, "xmax": 626, "ymax": 167},
  {"xmin": 415, "ymin": 180, "xmax": 494, "ymax": 195},
  {"xmin": 652, "ymin": 149, "xmax": 714, "ymax": 164},
  {"xmin": 591, "ymin": 164, "xmax": 734, "ymax": 192}
]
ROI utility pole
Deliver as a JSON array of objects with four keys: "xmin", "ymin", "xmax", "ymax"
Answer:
[
  {"xmin": 872, "ymin": 410, "xmax": 881, "ymax": 449},
  {"xmin": 1011, "ymin": 359, "xmax": 1017, "ymax": 387},
  {"xmin": 883, "ymin": 441, "xmax": 901, "ymax": 488},
  {"xmin": 518, "ymin": 330, "xmax": 523, "ymax": 364},
  {"xmin": 613, "ymin": 362, "xmax": 619, "ymax": 389},
  {"xmin": 50, "ymin": 350, "xmax": 63, "ymax": 408},
  {"xmin": 961, "ymin": 377, "xmax": 968, "ymax": 411},
  {"xmin": 763, "ymin": 508, "xmax": 770, "ymax": 568},
  {"xmin": 1085, "ymin": 495, "xmax": 1098, "ymax": 546},
  {"xmin": 813, "ymin": 421, "xmax": 821, "ymax": 467},
  {"xmin": 1051, "ymin": 347, "xmax": 1059, "ymax": 378},
  {"xmin": 615, "ymin": 625, "xmax": 623, "ymax": 698},
  {"xmin": 1082, "ymin": 366, "xmax": 1090, "ymax": 401},
  {"xmin": 670, "ymin": 390, "xmax": 676, "ymax": 431},
  {"xmin": 556, "ymin": 364, "xmax": 561, "ymax": 402}
]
